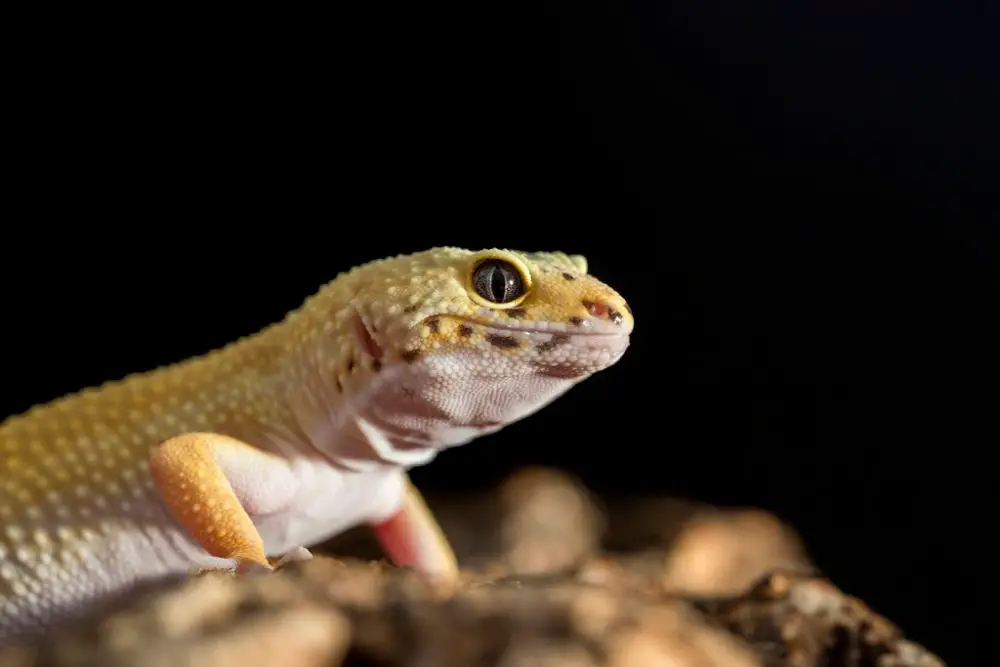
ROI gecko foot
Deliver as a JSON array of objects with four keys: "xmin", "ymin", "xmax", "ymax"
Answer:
[
  {"xmin": 233, "ymin": 547, "xmax": 313, "ymax": 574},
  {"xmin": 196, "ymin": 547, "xmax": 314, "ymax": 577}
]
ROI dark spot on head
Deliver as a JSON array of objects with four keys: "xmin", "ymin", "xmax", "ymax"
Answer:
[
  {"xmin": 568, "ymin": 316, "xmax": 585, "ymax": 326},
  {"xmin": 371, "ymin": 358, "xmax": 382, "ymax": 372},
  {"xmin": 562, "ymin": 272, "xmax": 576, "ymax": 281},
  {"xmin": 458, "ymin": 324, "xmax": 474, "ymax": 337},
  {"xmin": 403, "ymin": 304, "xmax": 420, "ymax": 314},
  {"xmin": 506, "ymin": 307, "xmax": 527, "ymax": 319},
  {"xmin": 401, "ymin": 349, "xmax": 421, "ymax": 363},
  {"xmin": 622, "ymin": 302, "xmax": 632, "ymax": 316},
  {"xmin": 347, "ymin": 358, "xmax": 356, "ymax": 373},
  {"xmin": 486, "ymin": 333, "xmax": 520, "ymax": 349},
  {"xmin": 536, "ymin": 333, "xmax": 571, "ymax": 353},
  {"xmin": 608, "ymin": 308, "xmax": 624, "ymax": 325},
  {"xmin": 425, "ymin": 316, "xmax": 440, "ymax": 333}
]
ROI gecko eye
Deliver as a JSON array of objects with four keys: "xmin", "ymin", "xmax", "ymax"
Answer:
[{"xmin": 472, "ymin": 259, "xmax": 527, "ymax": 304}]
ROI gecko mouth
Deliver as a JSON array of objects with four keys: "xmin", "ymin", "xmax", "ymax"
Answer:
[
  {"xmin": 453, "ymin": 315, "xmax": 629, "ymax": 338},
  {"xmin": 445, "ymin": 315, "xmax": 631, "ymax": 379}
]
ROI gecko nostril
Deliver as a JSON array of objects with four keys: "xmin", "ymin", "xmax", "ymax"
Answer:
[{"xmin": 581, "ymin": 299, "xmax": 624, "ymax": 325}]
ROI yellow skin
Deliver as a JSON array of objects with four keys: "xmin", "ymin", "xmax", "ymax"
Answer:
[{"xmin": 0, "ymin": 247, "xmax": 633, "ymax": 643}]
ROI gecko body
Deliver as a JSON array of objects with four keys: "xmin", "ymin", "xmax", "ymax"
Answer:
[{"xmin": 0, "ymin": 247, "xmax": 633, "ymax": 643}]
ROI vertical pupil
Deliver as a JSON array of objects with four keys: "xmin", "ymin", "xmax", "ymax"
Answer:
[{"xmin": 491, "ymin": 268, "xmax": 508, "ymax": 300}]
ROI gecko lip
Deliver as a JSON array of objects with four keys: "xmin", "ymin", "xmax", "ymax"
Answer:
[
  {"xmin": 460, "ymin": 317, "xmax": 631, "ymax": 365},
  {"xmin": 457, "ymin": 316, "xmax": 631, "ymax": 338}
]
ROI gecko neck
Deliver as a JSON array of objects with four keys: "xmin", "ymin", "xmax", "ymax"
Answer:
[{"xmin": 256, "ymin": 299, "xmax": 442, "ymax": 473}]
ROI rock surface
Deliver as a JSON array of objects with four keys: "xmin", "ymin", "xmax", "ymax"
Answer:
[{"xmin": 0, "ymin": 467, "xmax": 945, "ymax": 667}]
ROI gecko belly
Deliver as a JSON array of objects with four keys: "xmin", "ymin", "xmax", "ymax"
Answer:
[{"xmin": 251, "ymin": 460, "xmax": 406, "ymax": 557}]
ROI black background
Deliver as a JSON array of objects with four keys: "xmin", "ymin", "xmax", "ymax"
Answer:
[{"xmin": 5, "ymin": 2, "xmax": 996, "ymax": 663}]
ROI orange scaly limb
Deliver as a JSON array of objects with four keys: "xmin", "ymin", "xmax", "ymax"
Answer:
[{"xmin": 148, "ymin": 432, "xmax": 291, "ymax": 572}]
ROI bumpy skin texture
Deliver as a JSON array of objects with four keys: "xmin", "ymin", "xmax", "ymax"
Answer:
[{"xmin": 0, "ymin": 247, "xmax": 633, "ymax": 644}]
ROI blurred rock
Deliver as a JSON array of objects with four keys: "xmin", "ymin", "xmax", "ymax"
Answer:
[
  {"xmin": 659, "ymin": 507, "xmax": 813, "ymax": 596},
  {"xmin": 697, "ymin": 571, "xmax": 945, "ymax": 667},
  {"xmin": 498, "ymin": 466, "xmax": 605, "ymax": 574}
]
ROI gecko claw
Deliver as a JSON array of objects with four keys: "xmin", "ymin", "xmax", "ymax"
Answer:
[{"xmin": 270, "ymin": 546, "xmax": 314, "ymax": 569}]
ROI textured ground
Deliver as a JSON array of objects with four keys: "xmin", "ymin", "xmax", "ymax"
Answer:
[{"xmin": 0, "ymin": 468, "xmax": 945, "ymax": 667}]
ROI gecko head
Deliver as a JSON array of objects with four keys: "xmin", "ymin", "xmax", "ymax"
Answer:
[{"xmin": 326, "ymin": 247, "xmax": 633, "ymax": 452}]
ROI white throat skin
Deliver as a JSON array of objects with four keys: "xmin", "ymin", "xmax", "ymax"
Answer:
[{"xmin": 285, "ymin": 320, "xmax": 631, "ymax": 473}]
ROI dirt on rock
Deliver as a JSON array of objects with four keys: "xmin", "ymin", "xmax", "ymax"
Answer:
[{"xmin": 0, "ymin": 467, "xmax": 945, "ymax": 667}]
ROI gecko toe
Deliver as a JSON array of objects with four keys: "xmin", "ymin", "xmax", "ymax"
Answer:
[{"xmin": 271, "ymin": 546, "xmax": 314, "ymax": 569}]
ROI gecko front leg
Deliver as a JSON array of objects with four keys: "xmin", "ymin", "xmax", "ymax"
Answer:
[
  {"xmin": 369, "ymin": 474, "xmax": 459, "ymax": 582},
  {"xmin": 149, "ymin": 433, "xmax": 458, "ymax": 580},
  {"xmin": 148, "ymin": 432, "xmax": 301, "ymax": 572}
]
